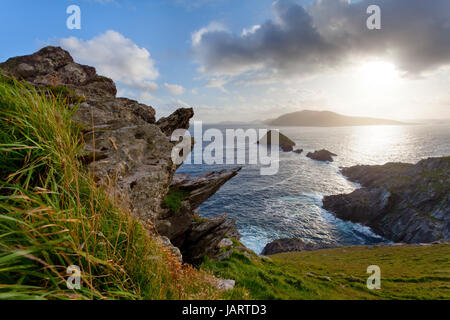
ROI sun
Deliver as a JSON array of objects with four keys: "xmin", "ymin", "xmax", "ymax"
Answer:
[{"xmin": 357, "ymin": 60, "xmax": 400, "ymax": 88}]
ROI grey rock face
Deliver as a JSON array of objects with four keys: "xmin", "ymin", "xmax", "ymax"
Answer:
[
  {"xmin": 84, "ymin": 124, "xmax": 176, "ymax": 222},
  {"xmin": 1, "ymin": 47, "xmax": 243, "ymax": 265},
  {"xmin": 0, "ymin": 46, "xmax": 117, "ymax": 98},
  {"xmin": 157, "ymin": 168, "xmax": 243, "ymax": 264},
  {"xmin": 157, "ymin": 236, "xmax": 183, "ymax": 264},
  {"xmin": 261, "ymin": 238, "xmax": 336, "ymax": 255},
  {"xmin": 323, "ymin": 157, "xmax": 450, "ymax": 243},
  {"xmin": 306, "ymin": 149, "xmax": 337, "ymax": 162},
  {"xmin": 181, "ymin": 214, "xmax": 238, "ymax": 265}
]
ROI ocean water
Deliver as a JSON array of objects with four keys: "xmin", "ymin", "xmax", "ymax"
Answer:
[{"xmin": 177, "ymin": 123, "xmax": 450, "ymax": 254}]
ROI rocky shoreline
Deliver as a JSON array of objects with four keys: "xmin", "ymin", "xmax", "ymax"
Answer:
[
  {"xmin": 323, "ymin": 157, "xmax": 450, "ymax": 244},
  {"xmin": 262, "ymin": 157, "xmax": 449, "ymax": 255}
]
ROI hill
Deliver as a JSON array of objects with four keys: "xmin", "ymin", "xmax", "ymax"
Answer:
[
  {"xmin": 202, "ymin": 243, "xmax": 450, "ymax": 300},
  {"xmin": 267, "ymin": 110, "xmax": 408, "ymax": 127}
]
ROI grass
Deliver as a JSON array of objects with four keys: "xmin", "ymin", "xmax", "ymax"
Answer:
[
  {"xmin": 163, "ymin": 189, "xmax": 190, "ymax": 214},
  {"xmin": 0, "ymin": 74, "xmax": 223, "ymax": 300},
  {"xmin": 202, "ymin": 244, "xmax": 450, "ymax": 300}
]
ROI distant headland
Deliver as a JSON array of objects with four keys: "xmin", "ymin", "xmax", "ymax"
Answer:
[{"xmin": 264, "ymin": 110, "xmax": 410, "ymax": 127}]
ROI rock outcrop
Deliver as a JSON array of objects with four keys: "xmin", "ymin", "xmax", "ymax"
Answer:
[
  {"xmin": 0, "ymin": 46, "xmax": 242, "ymax": 265},
  {"xmin": 156, "ymin": 168, "xmax": 242, "ymax": 264},
  {"xmin": 261, "ymin": 239, "xmax": 336, "ymax": 255},
  {"xmin": 171, "ymin": 167, "xmax": 242, "ymax": 210},
  {"xmin": 257, "ymin": 130, "xmax": 296, "ymax": 152},
  {"xmin": 323, "ymin": 157, "xmax": 450, "ymax": 243},
  {"xmin": 157, "ymin": 107, "xmax": 194, "ymax": 136},
  {"xmin": 306, "ymin": 149, "xmax": 337, "ymax": 162}
]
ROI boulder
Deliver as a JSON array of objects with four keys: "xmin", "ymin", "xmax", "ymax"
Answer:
[
  {"xmin": 261, "ymin": 238, "xmax": 336, "ymax": 255},
  {"xmin": 293, "ymin": 149, "xmax": 303, "ymax": 154},
  {"xmin": 306, "ymin": 149, "xmax": 337, "ymax": 162},
  {"xmin": 257, "ymin": 130, "xmax": 296, "ymax": 152},
  {"xmin": 215, "ymin": 279, "xmax": 235, "ymax": 291}
]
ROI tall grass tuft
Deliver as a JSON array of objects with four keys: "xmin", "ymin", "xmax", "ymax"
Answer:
[{"xmin": 0, "ymin": 74, "xmax": 221, "ymax": 300}]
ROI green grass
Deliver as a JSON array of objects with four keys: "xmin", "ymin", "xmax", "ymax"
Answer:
[
  {"xmin": 163, "ymin": 189, "xmax": 190, "ymax": 214},
  {"xmin": 202, "ymin": 244, "xmax": 450, "ymax": 300},
  {"xmin": 0, "ymin": 74, "xmax": 222, "ymax": 300}
]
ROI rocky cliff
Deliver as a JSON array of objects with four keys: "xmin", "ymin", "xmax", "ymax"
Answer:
[
  {"xmin": 323, "ymin": 157, "xmax": 450, "ymax": 243},
  {"xmin": 0, "ymin": 46, "xmax": 241, "ymax": 264}
]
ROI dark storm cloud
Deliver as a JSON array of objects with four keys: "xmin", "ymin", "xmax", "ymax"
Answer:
[{"xmin": 193, "ymin": 0, "xmax": 450, "ymax": 77}]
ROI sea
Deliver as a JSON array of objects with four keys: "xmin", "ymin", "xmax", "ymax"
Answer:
[{"xmin": 177, "ymin": 123, "xmax": 450, "ymax": 254}]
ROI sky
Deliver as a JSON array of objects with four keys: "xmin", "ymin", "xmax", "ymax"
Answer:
[{"xmin": 1, "ymin": 0, "xmax": 450, "ymax": 122}]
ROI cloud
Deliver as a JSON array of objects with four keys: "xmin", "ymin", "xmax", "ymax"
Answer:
[
  {"xmin": 60, "ymin": 30, "xmax": 159, "ymax": 92},
  {"xmin": 191, "ymin": 21, "xmax": 226, "ymax": 46},
  {"xmin": 192, "ymin": 0, "xmax": 450, "ymax": 79},
  {"xmin": 205, "ymin": 77, "xmax": 229, "ymax": 92},
  {"xmin": 164, "ymin": 83, "xmax": 186, "ymax": 95}
]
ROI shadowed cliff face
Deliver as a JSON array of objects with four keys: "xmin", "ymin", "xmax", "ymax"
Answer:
[
  {"xmin": 323, "ymin": 157, "xmax": 450, "ymax": 243},
  {"xmin": 0, "ymin": 46, "xmax": 242, "ymax": 264}
]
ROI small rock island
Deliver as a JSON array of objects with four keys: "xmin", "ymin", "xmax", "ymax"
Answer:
[
  {"xmin": 306, "ymin": 149, "xmax": 337, "ymax": 162},
  {"xmin": 257, "ymin": 130, "xmax": 296, "ymax": 152}
]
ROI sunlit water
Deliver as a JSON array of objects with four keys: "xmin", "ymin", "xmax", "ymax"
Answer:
[{"xmin": 177, "ymin": 124, "xmax": 450, "ymax": 254}]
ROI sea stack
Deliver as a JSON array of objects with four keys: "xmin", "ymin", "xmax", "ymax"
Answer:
[
  {"xmin": 307, "ymin": 149, "xmax": 337, "ymax": 162},
  {"xmin": 258, "ymin": 130, "xmax": 296, "ymax": 152}
]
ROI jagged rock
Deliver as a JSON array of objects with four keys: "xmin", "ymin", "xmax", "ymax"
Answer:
[
  {"xmin": 293, "ymin": 149, "xmax": 303, "ymax": 154},
  {"xmin": 157, "ymin": 168, "xmax": 243, "ymax": 262},
  {"xmin": 225, "ymin": 223, "xmax": 242, "ymax": 241},
  {"xmin": 218, "ymin": 238, "xmax": 233, "ymax": 248},
  {"xmin": 0, "ymin": 47, "xmax": 171, "ymax": 222},
  {"xmin": 306, "ymin": 149, "xmax": 337, "ymax": 162},
  {"xmin": 323, "ymin": 157, "xmax": 450, "ymax": 243},
  {"xmin": 181, "ymin": 214, "xmax": 238, "ymax": 265},
  {"xmin": 0, "ymin": 46, "xmax": 156, "ymax": 125},
  {"xmin": 0, "ymin": 46, "xmax": 116, "ymax": 97},
  {"xmin": 261, "ymin": 239, "xmax": 336, "ymax": 255},
  {"xmin": 156, "ymin": 236, "xmax": 183, "ymax": 264},
  {"xmin": 257, "ymin": 130, "xmax": 296, "ymax": 152},
  {"xmin": 157, "ymin": 107, "xmax": 194, "ymax": 136},
  {"xmin": 83, "ymin": 124, "xmax": 176, "ymax": 222},
  {"xmin": 155, "ymin": 201, "xmax": 194, "ymax": 246},
  {"xmin": 171, "ymin": 167, "xmax": 242, "ymax": 210}
]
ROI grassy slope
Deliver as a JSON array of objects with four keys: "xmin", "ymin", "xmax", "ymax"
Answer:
[
  {"xmin": 202, "ymin": 244, "xmax": 450, "ymax": 300},
  {"xmin": 0, "ymin": 75, "xmax": 222, "ymax": 300}
]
